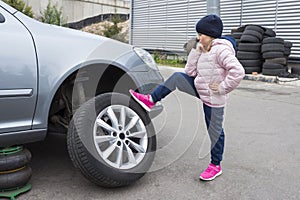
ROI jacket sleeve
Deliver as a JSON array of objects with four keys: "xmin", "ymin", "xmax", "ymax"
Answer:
[
  {"xmin": 184, "ymin": 48, "xmax": 201, "ymax": 77},
  {"xmin": 217, "ymin": 47, "xmax": 245, "ymax": 95}
]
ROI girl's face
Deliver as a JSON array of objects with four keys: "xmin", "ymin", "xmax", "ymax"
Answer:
[{"xmin": 198, "ymin": 33, "xmax": 213, "ymax": 47}]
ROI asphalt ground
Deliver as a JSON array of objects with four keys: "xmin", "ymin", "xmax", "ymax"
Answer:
[{"xmin": 12, "ymin": 66, "xmax": 300, "ymax": 200}]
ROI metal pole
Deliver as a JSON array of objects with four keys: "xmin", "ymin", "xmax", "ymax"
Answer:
[
  {"xmin": 207, "ymin": 0, "xmax": 220, "ymax": 16},
  {"xmin": 274, "ymin": 0, "xmax": 278, "ymax": 32}
]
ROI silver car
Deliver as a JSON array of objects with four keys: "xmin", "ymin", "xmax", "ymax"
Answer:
[{"xmin": 0, "ymin": 2, "xmax": 163, "ymax": 187}]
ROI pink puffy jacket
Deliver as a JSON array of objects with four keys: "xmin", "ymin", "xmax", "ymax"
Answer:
[{"xmin": 185, "ymin": 38, "xmax": 245, "ymax": 107}]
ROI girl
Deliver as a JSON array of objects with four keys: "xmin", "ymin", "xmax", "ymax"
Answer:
[{"xmin": 130, "ymin": 14, "xmax": 245, "ymax": 181}]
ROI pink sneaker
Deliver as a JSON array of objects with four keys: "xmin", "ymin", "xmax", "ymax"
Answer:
[
  {"xmin": 199, "ymin": 163, "xmax": 222, "ymax": 181},
  {"xmin": 129, "ymin": 89, "xmax": 155, "ymax": 112}
]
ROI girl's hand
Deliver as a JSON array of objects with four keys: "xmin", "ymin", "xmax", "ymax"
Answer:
[
  {"xmin": 196, "ymin": 42, "xmax": 205, "ymax": 52},
  {"xmin": 209, "ymin": 83, "xmax": 219, "ymax": 93}
]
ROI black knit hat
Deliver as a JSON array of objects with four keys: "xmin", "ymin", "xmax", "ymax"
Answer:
[{"xmin": 196, "ymin": 14, "xmax": 223, "ymax": 38}]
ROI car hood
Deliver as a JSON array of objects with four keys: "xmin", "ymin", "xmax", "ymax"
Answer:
[{"xmin": 14, "ymin": 11, "xmax": 134, "ymax": 69}]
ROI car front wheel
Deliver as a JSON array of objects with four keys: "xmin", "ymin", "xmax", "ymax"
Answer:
[{"xmin": 67, "ymin": 92, "xmax": 156, "ymax": 187}]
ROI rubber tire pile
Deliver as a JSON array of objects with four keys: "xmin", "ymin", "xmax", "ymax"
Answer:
[
  {"xmin": 0, "ymin": 146, "xmax": 32, "ymax": 191},
  {"xmin": 232, "ymin": 25, "xmax": 293, "ymax": 76}
]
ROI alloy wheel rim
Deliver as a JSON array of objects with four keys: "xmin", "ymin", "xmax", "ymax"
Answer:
[{"xmin": 93, "ymin": 105, "xmax": 148, "ymax": 170}]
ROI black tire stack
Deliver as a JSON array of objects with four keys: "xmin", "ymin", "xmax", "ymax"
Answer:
[
  {"xmin": 282, "ymin": 40, "xmax": 300, "ymax": 78},
  {"xmin": 230, "ymin": 25, "xmax": 295, "ymax": 77},
  {"xmin": 291, "ymin": 65, "xmax": 300, "ymax": 76},
  {"xmin": 261, "ymin": 37, "xmax": 290, "ymax": 76},
  {"xmin": 0, "ymin": 146, "xmax": 32, "ymax": 191},
  {"xmin": 183, "ymin": 37, "xmax": 198, "ymax": 55},
  {"xmin": 231, "ymin": 26, "xmax": 245, "ymax": 48},
  {"xmin": 236, "ymin": 25, "xmax": 265, "ymax": 74}
]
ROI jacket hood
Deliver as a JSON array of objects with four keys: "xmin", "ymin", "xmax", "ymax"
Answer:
[{"xmin": 212, "ymin": 38, "xmax": 236, "ymax": 55}]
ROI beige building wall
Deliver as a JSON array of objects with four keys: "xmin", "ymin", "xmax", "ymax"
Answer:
[{"xmin": 25, "ymin": 0, "xmax": 130, "ymax": 23}]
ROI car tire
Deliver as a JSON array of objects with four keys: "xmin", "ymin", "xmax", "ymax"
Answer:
[
  {"xmin": 265, "ymin": 58, "xmax": 287, "ymax": 65},
  {"xmin": 232, "ymin": 32, "xmax": 243, "ymax": 39},
  {"xmin": 242, "ymin": 30, "xmax": 263, "ymax": 41},
  {"xmin": 291, "ymin": 65, "xmax": 300, "ymax": 75},
  {"xmin": 235, "ymin": 39, "xmax": 241, "ymax": 47},
  {"xmin": 261, "ymin": 43, "xmax": 285, "ymax": 53},
  {"xmin": 262, "ymin": 68, "xmax": 286, "ymax": 76},
  {"xmin": 239, "ymin": 59, "xmax": 263, "ymax": 68},
  {"xmin": 264, "ymin": 28, "xmax": 276, "ymax": 37},
  {"xmin": 284, "ymin": 48, "xmax": 291, "ymax": 56},
  {"xmin": 236, "ymin": 25, "xmax": 246, "ymax": 33},
  {"xmin": 283, "ymin": 41, "xmax": 292, "ymax": 56},
  {"xmin": 238, "ymin": 43, "xmax": 261, "ymax": 52},
  {"xmin": 263, "ymin": 62, "xmax": 285, "ymax": 69},
  {"xmin": 0, "ymin": 148, "xmax": 32, "ymax": 171},
  {"xmin": 284, "ymin": 41, "xmax": 293, "ymax": 48},
  {"xmin": 245, "ymin": 25, "xmax": 265, "ymax": 35},
  {"xmin": 184, "ymin": 38, "xmax": 198, "ymax": 55},
  {"xmin": 237, "ymin": 51, "xmax": 261, "ymax": 60},
  {"xmin": 67, "ymin": 92, "xmax": 156, "ymax": 187},
  {"xmin": 240, "ymin": 34, "xmax": 260, "ymax": 43},
  {"xmin": 0, "ymin": 166, "xmax": 32, "ymax": 190},
  {"xmin": 244, "ymin": 66, "xmax": 262, "ymax": 74},
  {"xmin": 262, "ymin": 51, "xmax": 284, "ymax": 59},
  {"xmin": 262, "ymin": 37, "xmax": 284, "ymax": 45}
]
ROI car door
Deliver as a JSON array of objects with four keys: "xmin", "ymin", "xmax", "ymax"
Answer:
[{"xmin": 0, "ymin": 6, "xmax": 38, "ymax": 133}]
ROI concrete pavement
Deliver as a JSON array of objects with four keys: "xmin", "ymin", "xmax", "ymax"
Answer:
[{"xmin": 18, "ymin": 65, "xmax": 300, "ymax": 200}]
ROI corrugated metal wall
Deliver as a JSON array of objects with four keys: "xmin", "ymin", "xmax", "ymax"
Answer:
[
  {"xmin": 276, "ymin": 0, "xmax": 300, "ymax": 58},
  {"xmin": 219, "ymin": 0, "xmax": 242, "ymax": 34},
  {"xmin": 131, "ymin": 0, "xmax": 300, "ymax": 58},
  {"xmin": 130, "ymin": 0, "xmax": 206, "ymax": 53}
]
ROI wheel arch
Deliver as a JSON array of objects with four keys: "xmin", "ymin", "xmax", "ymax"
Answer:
[{"xmin": 34, "ymin": 60, "xmax": 139, "ymax": 133}]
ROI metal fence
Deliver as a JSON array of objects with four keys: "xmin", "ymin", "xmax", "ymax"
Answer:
[{"xmin": 130, "ymin": 0, "xmax": 300, "ymax": 59}]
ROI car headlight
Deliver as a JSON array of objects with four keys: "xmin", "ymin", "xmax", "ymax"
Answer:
[{"xmin": 134, "ymin": 47, "xmax": 159, "ymax": 70}]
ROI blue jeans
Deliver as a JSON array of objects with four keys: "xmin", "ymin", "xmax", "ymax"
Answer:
[
  {"xmin": 151, "ymin": 72, "xmax": 199, "ymax": 102},
  {"xmin": 150, "ymin": 72, "xmax": 225, "ymax": 165},
  {"xmin": 203, "ymin": 104, "xmax": 225, "ymax": 166}
]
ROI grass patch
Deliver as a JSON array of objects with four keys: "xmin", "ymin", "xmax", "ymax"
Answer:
[{"xmin": 153, "ymin": 52, "xmax": 186, "ymax": 68}]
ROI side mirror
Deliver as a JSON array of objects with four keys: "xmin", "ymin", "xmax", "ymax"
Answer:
[{"xmin": 0, "ymin": 13, "xmax": 5, "ymax": 23}]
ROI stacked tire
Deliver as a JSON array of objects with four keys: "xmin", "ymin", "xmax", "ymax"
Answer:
[
  {"xmin": 231, "ymin": 24, "xmax": 295, "ymax": 77},
  {"xmin": 264, "ymin": 28, "xmax": 276, "ymax": 38},
  {"xmin": 261, "ymin": 37, "xmax": 288, "ymax": 76},
  {"xmin": 291, "ymin": 65, "xmax": 300, "ymax": 76},
  {"xmin": 0, "ymin": 146, "xmax": 32, "ymax": 190},
  {"xmin": 282, "ymin": 41, "xmax": 298, "ymax": 77},
  {"xmin": 231, "ymin": 25, "xmax": 246, "ymax": 48},
  {"xmin": 183, "ymin": 37, "xmax": 198, "ymax": 55},
  {"xmin": 284, "ymin": 41, "xmax": 293, "ymax": 58},
  {"xmin": 237, "ymin": 25, "xmax": 265, "ymax": 74}
]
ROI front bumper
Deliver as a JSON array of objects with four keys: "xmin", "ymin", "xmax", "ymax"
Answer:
[{"xmin": 116, "ymin": 49, "xmax": 164, "ymax": 118}]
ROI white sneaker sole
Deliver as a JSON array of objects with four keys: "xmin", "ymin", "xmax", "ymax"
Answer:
[
  {"xmin": 199, "ymin": 170, "xmax": 222, "ymax": 181},
  {"xmin": 129, "ymin": 90, "xmax": 151, "ymax": 112}
]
